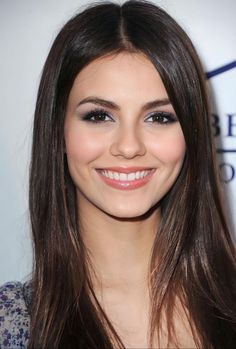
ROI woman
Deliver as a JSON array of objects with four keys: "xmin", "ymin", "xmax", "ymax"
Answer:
[{"xmin": 0, "ymin": 1, "xmax": 235, "ymax": 348}]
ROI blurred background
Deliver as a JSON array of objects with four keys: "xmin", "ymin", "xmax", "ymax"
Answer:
[{"xmin": 0, "ymin": 0, "xmax": 235, "ymax": 284}]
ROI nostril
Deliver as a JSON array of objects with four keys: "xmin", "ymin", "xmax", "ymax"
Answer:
[{"xmin": 109, "ymin": 134, "xmax": 146, "ymax": 158}]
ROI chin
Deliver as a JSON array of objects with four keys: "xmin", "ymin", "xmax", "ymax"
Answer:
[{"xmin": 103, "ymin": 204, "xmax": 157, "ymax": 220}]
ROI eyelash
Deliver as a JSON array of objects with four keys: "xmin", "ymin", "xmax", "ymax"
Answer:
[
  {"xmin": 80, "ymin": 108, "xmax": 177, "ymax": 125},
  {"xmin": 81, "ymin": 108, "xmax": 114, "ymax": 123}
]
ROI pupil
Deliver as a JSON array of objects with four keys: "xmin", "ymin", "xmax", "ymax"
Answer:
[
  {"xmin": 96, "ymin": 113, "xmax": 105, "ymax": 120},
  {"xmin": 154, "ymin": 114, "xmax": 164, "ymax": 122}
]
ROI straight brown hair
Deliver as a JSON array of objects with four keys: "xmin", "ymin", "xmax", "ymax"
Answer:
[{"xmin": 28, "ymin": 1, "xmax": 236, "ymax": 348}]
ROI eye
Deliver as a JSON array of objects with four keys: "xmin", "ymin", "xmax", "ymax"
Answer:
[
  {"xmin": 145, "ymin": 111, "xmax": 177, "ymax": 125},
  {"xmin": 80, "ymin": 108, "xmax": 114, "ymax": 123}
]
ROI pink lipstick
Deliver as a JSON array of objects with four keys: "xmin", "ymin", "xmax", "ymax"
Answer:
[{"xmin": 96, "ymin": 168, "xmax": 156, "ymax": 190}]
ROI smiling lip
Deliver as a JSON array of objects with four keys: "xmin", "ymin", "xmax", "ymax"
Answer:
[
  {"xmin": 96, "ymin": 166, "xmax": 154, "ymax": 173},
  {"xmin": 96, "ymin": 167, "xmax": 156, "ymax": 190}
]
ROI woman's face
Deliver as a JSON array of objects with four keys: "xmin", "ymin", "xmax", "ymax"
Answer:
[{"xmin": 64, "ymin": 52, "xmax": 186, "ymax": 218}]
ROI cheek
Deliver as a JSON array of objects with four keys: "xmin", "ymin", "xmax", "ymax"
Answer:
[
  {"xmin": 149, "ymin": 128, "xmax": 186, "ymax": 164},
  {"xmin": 65, "ymin": 127, "xmax": 106, "ymax": 164}
]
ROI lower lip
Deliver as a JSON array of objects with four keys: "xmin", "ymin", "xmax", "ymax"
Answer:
[{"xmin": 96, "ymin": 170, "xmax": 156, "ymax": 190}]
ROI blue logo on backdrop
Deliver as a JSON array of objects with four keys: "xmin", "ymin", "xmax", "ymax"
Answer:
[
  {"xmin": 206, "ymin": 60, "xmax": 236, "ymax": 79},
  {"xmin": 206, "ymin": 61, "xmax": 236, "ymax": 182}
]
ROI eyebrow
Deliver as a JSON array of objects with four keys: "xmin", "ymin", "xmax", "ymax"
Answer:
[{"xmin": 77, "ymin": 96, "xmax": 171, "ymax": 111}]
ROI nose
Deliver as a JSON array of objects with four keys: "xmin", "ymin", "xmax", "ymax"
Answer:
[{"xmin": 109, "ymin": 123, "xmax": 146, "ymax": 159}]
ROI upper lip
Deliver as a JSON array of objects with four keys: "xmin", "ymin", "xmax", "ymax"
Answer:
[{"xmin": 96, "ymin": 167, "xmax": 154, "ymax": 174}]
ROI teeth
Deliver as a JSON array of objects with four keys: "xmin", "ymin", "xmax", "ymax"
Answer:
[
  {"xmin": 114, "ymin": 172, "xmax": 119, "ymax": 180},
  {"xmin": 101, "ymin": 170, "xmax": 152, "ymax": 181},
  {"xmin": 127, "ymin": 172, "xmax": 135, "ymax": 180},
  {"xmin": 120, "ymin": 173, "xmax": 127, "ymax": 181},
  {"xmin": 108, "ymin": 171, "xmax": 114, "ymax": 179}
]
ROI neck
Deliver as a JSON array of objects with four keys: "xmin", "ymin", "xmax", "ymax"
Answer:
[{"xmin": 78, "ymin": 195, "xmax": 160, "ymax": 291}]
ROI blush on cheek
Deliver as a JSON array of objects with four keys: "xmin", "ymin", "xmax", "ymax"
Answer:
[
  {"xmin": 65, "ymin": 129, "xmax": 106, "ymax": 163},
  {"xmin": 151, "ymin": 132, "xmax": 186, "ymax": 163}
]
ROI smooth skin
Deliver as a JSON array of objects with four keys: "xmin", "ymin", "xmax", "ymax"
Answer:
[{"xmin": 64, "ymin": 53, "xmax": 196, "ymax": 348}]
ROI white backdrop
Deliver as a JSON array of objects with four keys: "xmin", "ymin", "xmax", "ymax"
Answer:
[{"xmin": 0, "ymin": 0, "xmax": 235, "ymax": 284}]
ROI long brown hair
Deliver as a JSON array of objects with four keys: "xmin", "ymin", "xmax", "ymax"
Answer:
[{"xmin": 28, "ymin": 1, "xmax": 236, "ymax": 348}]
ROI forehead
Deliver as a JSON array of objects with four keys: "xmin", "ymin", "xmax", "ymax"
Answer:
[{"xmin": 69, "ymin": 52, "xmax": 169, "ymax": 104}]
